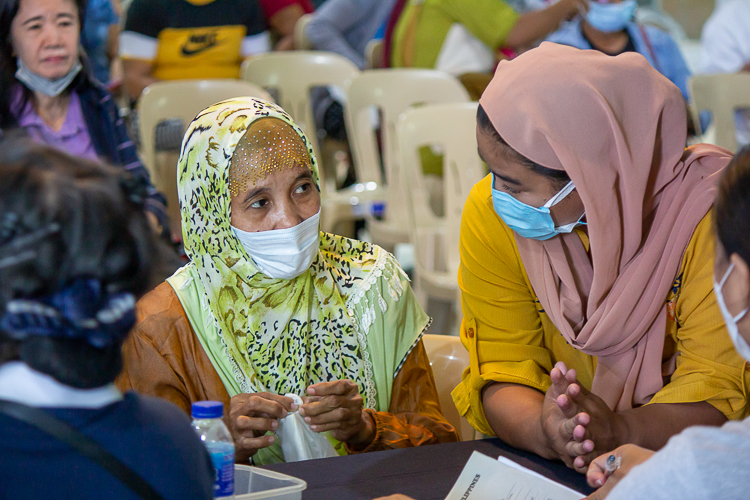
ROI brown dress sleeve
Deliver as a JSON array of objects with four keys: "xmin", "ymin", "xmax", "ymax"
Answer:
[
  {"xmin": 116, "ymin": 282, "xmax": 231, "ymax": 415},
  {"xmin": 347, "ymin": 340, "xmax": 460, "ymax": 453}
]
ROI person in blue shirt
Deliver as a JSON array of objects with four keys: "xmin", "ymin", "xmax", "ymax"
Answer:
[
  {"xmin": 81, "ymin": 0, "xmax": 119, "ymax": 85},
  {"xmin": 546, "ymin": 0, "xmax": 691, "ymax": 103},
  {"xmin": 0, "ymin": 138, "xmax": 214, "ymax": 500}
]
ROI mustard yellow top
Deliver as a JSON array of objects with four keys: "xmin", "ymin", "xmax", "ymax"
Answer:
[{"xmin": 451, "ymin": 175, "xmax": 750, "ymax": 437}]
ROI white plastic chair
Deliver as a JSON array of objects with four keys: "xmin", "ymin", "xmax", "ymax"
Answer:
[
  {"xmin": 293, "ymin": 13, "xmax": 314, "ymax": 50},
  {"xmin": 137, "ymin": 79, "xmax": 273, "ymax": 234},
  {"xmin": 345, "ymin": 69, "xmax": 470, "ymax": 249},
  {"xmin": 398, "ymin": 103, "xmax": 484, "ymax": 330},
  {"xmin": 240, "ymin": 52, "xmax": 359, "ymax": 184},
  {"xmin": 240, "ymin": 52, "xmax": 366, "ymax": 233},
  {"xmin": 689, "ymin": 73, "xmax": 750, "ymax": 152},
  {"xmin": 422, "ymin": 334, "xmax": 476, "ymax": 441},
  {"xmin": 365, "ymin": 39, "xmax": 385, "ymax": 69}
]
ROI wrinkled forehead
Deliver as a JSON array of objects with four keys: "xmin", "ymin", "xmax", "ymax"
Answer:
[{"xmin": 228, "ymin": 117, "xmax": 311, "ymax": 198}]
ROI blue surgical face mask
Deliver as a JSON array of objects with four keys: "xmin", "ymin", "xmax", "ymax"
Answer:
[
  {"xmin": 15, "ymin": 59, "xmax": 82, "ymax": 97},
  {"xmin": 586, "ymin": 0, "xmax": 637, "ymax": 34},
  {"xmin": 491, "ymin": 175, "xmax": 586, "ymax": 241}
]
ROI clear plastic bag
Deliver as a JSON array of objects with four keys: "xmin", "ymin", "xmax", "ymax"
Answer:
[{"xmin": 277, "ymin": 394, "xmax": 339, "ymax": 462}]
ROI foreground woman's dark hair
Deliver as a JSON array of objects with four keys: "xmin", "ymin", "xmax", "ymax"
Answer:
[
  {"xmin": 0, "ymin": 137, "xmax": 156, "ymax": 388},
  {"xmin": 715, "ymin": 145, "xmax": 750, "ymax": 264}
]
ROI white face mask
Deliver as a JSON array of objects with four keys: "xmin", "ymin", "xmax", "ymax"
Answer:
[
  {"xmin": 714, "ymin": 263, "xmax": 750, "ymax": 362},
  {"xmin": 232, "ymin": 209, "xmax": 321, "ymax": 280}
]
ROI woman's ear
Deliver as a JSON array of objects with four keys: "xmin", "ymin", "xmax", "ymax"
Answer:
[{"xmin": 729, "ymin": 253, "xmax": 750, "ymax": 307}]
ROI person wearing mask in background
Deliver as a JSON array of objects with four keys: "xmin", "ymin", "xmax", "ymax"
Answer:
[
  {"xmin": 117, "ymin": 98, "xmax": 459, "ymax": 465},
  {"xmin": 0, "ymin": 0, "xmax": 169, "ymax": 235},
  {"xmin": 700, "ymin": 0, "xmax": 750, "ymax": 148},
  {"xmin": 546, "ymin": 0, "xmax": 691, "ymax": 107},
  {"xmin": 453, "ymin": 43, "xmax": 749, "ymax": 474},
  {"xmin": 0, "ymin": 138, "xmax": 214, "ymax": 500},
  {"xmin": 582, "ymin": 146, "xmax": 750, "ymax": 499}
]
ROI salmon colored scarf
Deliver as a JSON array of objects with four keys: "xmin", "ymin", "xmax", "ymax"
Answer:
[{"xmin": 479, "ymin": 43, "xmax": 731, "ymax": 411}]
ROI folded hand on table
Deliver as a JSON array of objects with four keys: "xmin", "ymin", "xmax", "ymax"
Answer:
[
  {"xmin": 542, "ymin": 362, "xmax": 629, "ymax": 473},
  {"xmin": 585, "ymin": 444, "xmax": 655, "ymax": 499},
  {"xmin": 229, "ymin": 392, "xmax": 296, "ymax": 462},
  {"xmin": 299, "ymin": 379, "xmax": 376, "ymax": 450},
  {"xmin": 541, "ymin": 362, "xmax": 595, "ymax": 470},
  {"xmin": 554, "ymin": 362, "xmax": 629, "ymax": 473}
]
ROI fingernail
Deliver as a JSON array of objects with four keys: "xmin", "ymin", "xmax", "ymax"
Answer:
[
  {"xmin": 268, "ymin": 436, "xmax": 275, "ymax": 444},
  {"xmin": 597, "ymin": 479, "xmax": 603, "ymax": 487},
  {"xmin": 271, "ymin": 421, "xmax": 278, "ymax": 430},
  {"xmin": 282, "ymin": 410, "xmax": 288, "ymax": 417},
  {"xmin": 307, "ymin": 387, "xmax": 315, "ymax": 395},
  {"xmin": 290, "ymin": 403, "xmax": 299, "ymax": 411},
  {"xmin": 304, "ymin": 417, "xmax": 311, "ymax": 424},
  {"xmin": 310, "ymin": 424, "xmax": 317, "ymax": 430}
]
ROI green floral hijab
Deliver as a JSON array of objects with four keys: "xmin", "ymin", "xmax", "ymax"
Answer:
[{"xmin": 176, "ymin": 98, "xmax": 383, "ymax": 407}]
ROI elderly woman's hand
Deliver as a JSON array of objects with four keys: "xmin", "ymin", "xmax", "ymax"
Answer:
[
  {"xmin": 228, "ymin": 392, "xmax": 296, "ymax": 463},
  {"xmin": 584, "ymin": 444, "xmax": 654, "ymax": 499},
  {"xmin": 299, "ymin": 379, "xmax": 376, "ymax": 449}
]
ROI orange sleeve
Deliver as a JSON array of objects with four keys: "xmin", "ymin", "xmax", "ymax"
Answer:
[
  {"xmin": 117, "ymin": 283, "xmax": 231, "ymax": 415},
  {"xmin": 347, "ymin": 340, "xmax": 459, "ymax": 453}
]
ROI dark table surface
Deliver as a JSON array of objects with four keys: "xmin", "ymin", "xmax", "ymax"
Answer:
[{"xmin": 261, "ymin": 438, "xmax": 595, "ymax": 499}]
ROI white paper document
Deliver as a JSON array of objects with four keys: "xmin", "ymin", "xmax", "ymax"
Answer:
[{"xmin": 444, "ymin": 451, "xmax": 585, "ymax": 500}]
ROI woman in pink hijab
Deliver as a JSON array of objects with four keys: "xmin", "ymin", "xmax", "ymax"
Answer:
[{"xmin": 452, "ymin": 42, "xmax": 750, "ymax": 473}]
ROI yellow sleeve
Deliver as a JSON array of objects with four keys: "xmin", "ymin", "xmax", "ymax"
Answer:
[
  {"xmin": 451, "ymin": 175, "xmax": 554, "ymax": 436},
  {"xmin": 435, "ymin": 0, "xmax": 520, "ymax": 49},
  {"xmin": 647, "ymin": 212, "xmax": 750, "ymax": 420}
]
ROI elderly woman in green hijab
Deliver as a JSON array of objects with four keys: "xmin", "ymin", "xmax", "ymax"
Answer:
[{"xmin": 117, "ymin": 98, "xmax": 458, "ymax": 464}]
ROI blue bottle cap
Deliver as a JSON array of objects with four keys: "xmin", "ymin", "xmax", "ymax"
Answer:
[{"xmin": 191, "ymin": 401, "xmax": 224, "ymax": 419}]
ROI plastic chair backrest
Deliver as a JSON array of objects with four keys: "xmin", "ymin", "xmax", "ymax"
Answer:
[
  {"xmin": 136, "ymin": 79, "xmax": 272, "ymax": 234},
  {"xmin": 137, "ymin": 79, "xmax": 272, "ymax": 176},
  {"xmin": 345, "ymin": 69, "xmax": 470, "ymax": 225},
  {"xmin": 422, "ymin": 334, "xmax": 475, "ymax": 441},
  {"xmin": 294, "ymin": 14, "xmax": 314, "ymax": 50},
  {"xmin": 398, "ymin": 103, "xmax": 483, "ymax": 276},
  {"xmin": 240, "ymin": 52, "xmax": 360, "ymax": 192},
  {"xmin": 365, "ymin": 39, "xmax": 385, "ymax": 69},
  {"xmin": 689, "ymin": 73, "xmax": 750, "ymax": 152}
]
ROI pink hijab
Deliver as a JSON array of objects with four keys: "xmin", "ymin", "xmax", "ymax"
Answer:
[{"xmin": 479, "ymin": 43, "xmax": 732, "ymax": 411}]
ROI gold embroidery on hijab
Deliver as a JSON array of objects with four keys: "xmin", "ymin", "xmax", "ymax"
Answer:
[{"xmin": 228, "ymin": 117, "xmax": 311, "ymax": 198}]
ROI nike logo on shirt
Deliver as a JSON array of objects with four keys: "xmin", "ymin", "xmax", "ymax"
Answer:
[{"xmin": 181, "ymin": 32, "xmax": 221, "ymax": 56}]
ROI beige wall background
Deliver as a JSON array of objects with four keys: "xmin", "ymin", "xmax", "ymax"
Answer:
[{"xmin": 662, "ymin": 0, "xmax": 717, "ymax": 39}]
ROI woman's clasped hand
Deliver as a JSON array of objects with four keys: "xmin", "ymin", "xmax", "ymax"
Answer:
[
  {"xmin": 299, "ymin": 380, "xmax": 375, "ymax": 448},
  {"xmin": 542, "ymin": 362, "xmax": 627, "ymax": 472}
]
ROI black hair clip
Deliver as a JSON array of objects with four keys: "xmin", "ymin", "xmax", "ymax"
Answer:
[{"xmin": 118, "ymin": 174, "xmax": 149, "ymax": 207}]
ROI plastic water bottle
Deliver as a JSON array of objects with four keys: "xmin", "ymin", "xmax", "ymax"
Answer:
[{"xmin": 192, "ymin": 401, "xmax": 235, "ymax": 499}]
